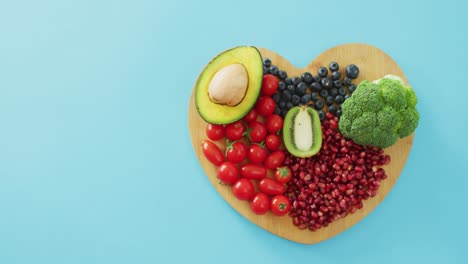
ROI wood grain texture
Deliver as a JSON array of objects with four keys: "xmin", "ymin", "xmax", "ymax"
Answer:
[{"xmin": 188, "ymin": 43, "xmax": 414, "ymax": 244}]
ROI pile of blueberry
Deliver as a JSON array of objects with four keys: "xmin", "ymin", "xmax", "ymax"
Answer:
[{"xmin": 263, "ymin": 58, "xmax": 359, "ymax": 121}]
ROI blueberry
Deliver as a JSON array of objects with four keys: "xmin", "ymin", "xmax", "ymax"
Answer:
[
  {"xmin": 281, "ymin": 109, "xmax": 288, "ymax": 117},
  {"xmin": 336, "ymin": 109, "xmax": 342, "ymax": 117},
  {"xmin": 274, "ymin": 107, "xmax": 281, "ymax": 115},
  {"xmin": 326, "ymin": 96, "xmax": 334, "ymax": 106},
  {"xmin": 315, "ymin": 99, "xmax": 324, "ymax": 109},
  {"xmin": 321, "ymin": 77, "xmax": 333, "ymax": 89},
  {"xmin": 344, "ymin": 94, "xmax": 351, "ymax": 100},
  {"xmin": 328, "ymin": 105, "xmax": 337, "ymax": 114},
  {"xmin": 282, "ymin": 91, "xmax": 292, "ymax": 101},
  {"xmin": 292, "ymin": 76, "xmax": 301, "ymax": 85},
  {"xmin": 263, "ymin": 58, "xmax": 272, "ymax": 67},
  {"xmin": 301, "ymin": 93, "xmax": 312, "ymax": 104},
  {"xmin": 343, "ymin": 77, "xmax": 352, "ymax": 86},
  {"xmin": 272, "ymin": 93, "xmax": 281, "ymax": 103},
  {"xmin": 331, "ymin": 71, "xmax": 341, "ymax": 80},
  {"xmin": 279, "ymin": 101, "xmax": 286, "ymax": 109},
  {"xmin": 285, "ymin": 78, "xmax": 292, "ymax": 85},
  {"xmin": 286, "ymin": 102, "xmax": 294, "ymax": 110},
  {"xmin": 346, "ymin": 64, "xmax": 359, "ymax": 79},
  {"xmin": 329, "ymin": 62, "xmax": 339, "ymax": 72},
  {"xmin": 338, "ymin": 87, "xmax": 347, "ymax": 96},
  {"xmin": 270, "ymin": 65, "xmax": 279, "ymax": 76},
  {"xmin": 349, "ymin": 84, "xmax": 357, "ymax": 93},
  {"xmin": 311, "ymin": 92, "xmax": 319, "ymax": 101},
  {"xmin": 291, "ymin": 95, "xmax": 301, "ymax": 106},
  {"xmin": 314, "ymin": 76, "xmax": 322, "ymax": 83},
  {"xmin": 318, "ymin": 110, "xmax": 326, "ymax": 121},
  {"xmin": 320, "ymin": 90, "xmax": 329, "ymax": 98},
  {"xmin": 278, "ymin": 70, "xmax": 288, "ymax": 80},
  {"xmin": 330, "ymin": 88, "xmax": 338, "ymax": 97},
  {"xmin": 287, "ymin": 84, "xmax": 295, "ymax": 93},
  {"xmin": 311, "ymin": 82, "xmax": 322, "ymax": 92},
  {"xmin": 263, "ymin": 66, "xmax": 270, "ymax": 74},
  {"xmin": 318, "ymin": 67, "xmax": 328, "ymax": 77},
  {"xmin": 278, "ymin": 81, "xmax": 286, "ymax": 91},
  {"xmin": 333, "ymin": 79, "xmax": 342, "ymax": 88},
  {"xmin": 295, "ymin": 82, "xmax": 307, "ymax": 96},
  {"xmin": 301, "ymin": 72, "xmax": 314, "ymax": 84},
  {"xmin": 335, "ymin": 95, "xmax": 344, "ymax": 104}
]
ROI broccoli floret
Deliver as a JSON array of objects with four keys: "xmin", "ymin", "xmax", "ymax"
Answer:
[
  {"xmin": 351, "ymin": 81, "xmax": 381, "ymax": 112},
  {"xmin": 397, "ymin": 107, "xmax": 420, "ymax": 138},
  {"xmin": 349, "ymin": 112, "xmax": 378, "ymax": 146},
  {"xmin": 338, "ymin": 75, "xmax": 420, "ymax": 148},
  {"xmin": 404, "ymin": 85, "xmax": 418, "ymax": 107}
]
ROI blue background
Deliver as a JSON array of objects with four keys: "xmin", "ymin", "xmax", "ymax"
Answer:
[{"xmin": 1, "ymin": 0, "xmax": 467, "ymax": 263}]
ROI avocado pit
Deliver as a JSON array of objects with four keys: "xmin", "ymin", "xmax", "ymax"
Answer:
[{"xmin": 208, "ymin": 63, "xmax": 249, "ymax": 106}]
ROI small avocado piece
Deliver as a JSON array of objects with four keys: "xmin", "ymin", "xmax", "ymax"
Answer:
[
  {"xmin": 283, "ymin": 106, "xmax": 322, "ymax": 158},
  {"xmin": 195, "ymin": 46, "xmax": 263, "ymax": 124}
]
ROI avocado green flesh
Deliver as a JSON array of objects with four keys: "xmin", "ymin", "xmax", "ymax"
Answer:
[
  {"xmin": 283, "ymin": 106, "xmax": 323, "ymax": 158},
  {"xmin": 195, "ymin": 46, "xmax": 263, "ymax": 125}
]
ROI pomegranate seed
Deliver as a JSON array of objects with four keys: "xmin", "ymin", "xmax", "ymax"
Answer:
[{"xmin": 284, "ymin": 113, "xmax": 389, "ymax": 232}]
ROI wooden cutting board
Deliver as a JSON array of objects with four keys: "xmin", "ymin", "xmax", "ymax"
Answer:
[{"xmin": 188, "ymin": 43, "xmax": 414, "ymax": 244}]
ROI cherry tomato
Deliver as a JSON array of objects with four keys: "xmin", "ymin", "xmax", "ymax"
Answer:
[
  {"xmin": 206, "ymin": 124, "xmax": 224, "ymax": 141},
  {"xmin": 225, "ymin": 121, "xmax": 245, "ymax": 141},
  {"xmin": 261, "ymin": 74, "xmax": 279, "ymax": 96},
  {"xmin": 258, "ymin": 178, "xmax": 285, "ymax": 195},
  {"xmin": 217, "ymin": 162, "xmax": 238, "ymax": 184},
  {"xmin": 248, "ymin": 144, "xmax": 267, "ymax": 163},
  {"xmin": 274, "ymin": 166, "xmax": 292, "ymax": 184},
  {"xmin": 265, "ymin": 134, "xmax": 281, "ymax": 151},
  {"xmin": 265, "ymin": 114, "xmax": 283, "ymax": 134},
  {"xmin": 264, "ymin": 150, "xmax": 285, "ymax": 170},
  {"xmin": 271, "ymin": 195, "xmax": 291, "ymax": 216},
  {"xmin": 243, "ymin": 108, "xmax": 258, "ymax": 123},
  {"xmin": 232, "ymin": 178, "xmax": 255, "ymax": 201},
  {"xmin": 226, "ymin": 141, "xmax": 247, "ymax": 163},
  {"xmin": 255, "ymin": 96, "xmax": 276, "ymax": 117},
  {"xmin": 240, "ymin": 164, "xmax": 267, "ymax": 180},
  {"xmin": 250, "ymin": 193, "xmax": 270, "ymax": 215},
  {"xmin": 247, "ymin": 121, "xmax": 267, "ymax": 143},
  {"xmin": 201, "ymin": 140, "xmax": 224, "ymax": 166}
]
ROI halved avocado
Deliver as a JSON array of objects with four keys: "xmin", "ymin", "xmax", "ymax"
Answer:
[
  {"xmin": 195, "ymin": 46, "xmax": 263, "ymax": 124},
  {"xmin": 283, "ymin": 106, "xmax": 322, "ymax": 158}
]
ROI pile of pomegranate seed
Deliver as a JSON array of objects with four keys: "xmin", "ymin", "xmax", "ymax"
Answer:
[{"xmin": 284, "ymin": 112, "xmax": 391, "ymax": 231}]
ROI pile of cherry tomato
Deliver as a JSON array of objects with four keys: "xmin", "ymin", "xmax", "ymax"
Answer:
[{"xmin": 201, "ymin": 74, "xmax": 292, "ymax": 216}]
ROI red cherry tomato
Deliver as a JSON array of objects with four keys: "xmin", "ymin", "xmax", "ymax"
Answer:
[
  {"xmin": 271, "ymin": 195, "xmax": 291, "ymax": 216},
  {"xmin": 265, "ymin": 114, "xmax": 283, "ymax": 134},
  {"xmin": 250, "ymin": 193, "xmax": 270, "ymax": 215},
  {"xmin": 225, "ymin": 141, "xmax": 247, "ymax": 164},
  {"xmin": 264, "ymin": 150, "xmax": 286, "ymax": 170},
  {"xmin": 265, "ymin": 134, "xmax": 281, "ymax": 151},
  {"xmin": 255, "ymin": 96, "xmax": 276, "ymax": 117},
  {"xmin": 206, "ymin": 124, "xmax": 224, "ymax": 141},
  {"xmin": 240, "ymin": 164, "xmax": 267, "ymax": 180},
  {"xmin": 201, "ymin": 140, "xmax": 224, "ymax": 166},
  {"xmin": 225, "ymin": 121, "xmax": 245, "ymax": 141},
  {"xmin": 232, "ymin": 178, "xmax": 255, "ymax": 201},
  {"xmin": 248, "ymin": 144, "xmax": 267, "ymax": 163},
  {"xmin": 217, "ymin": 162, "xmax": 238, "ymax": 184},
  {"xmin": 258, "ymin": 178, "xmax": 285, "ymax": 196},
  {"xmin": 247, "ymin": 121, "xmax": 267, "ymax": 143},
  {"xmin": 274, "ymin": 166, "xmax": 292, "ymax": 184},
  {"xmin": 261, "ymin": 74, "xmax": 279, "ymax": 96},
  {"xmin": 243, "ymin": 108, "xmax": 258, "ymax": 123}
]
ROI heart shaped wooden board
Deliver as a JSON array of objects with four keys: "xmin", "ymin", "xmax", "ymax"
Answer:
[{"xmin": 188, "ymin": 44, "xmax": 414, "ymax": 244}]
